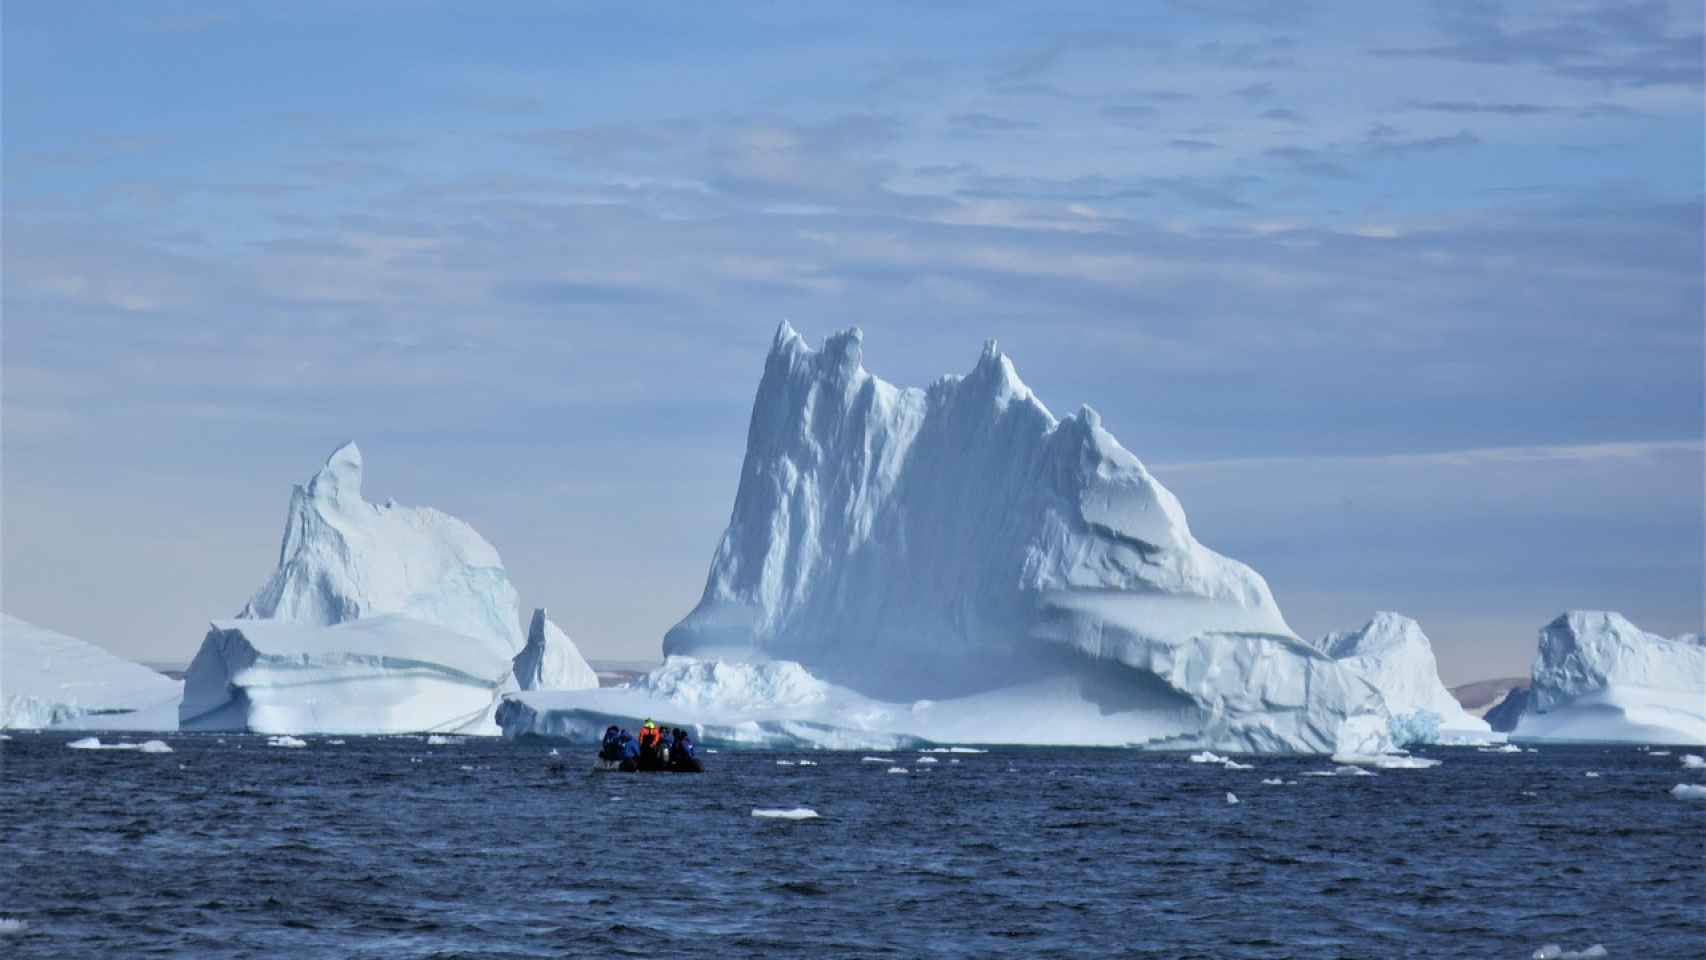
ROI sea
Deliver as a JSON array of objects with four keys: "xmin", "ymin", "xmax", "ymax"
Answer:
[{"xmin": 1, "ymin": 733, "xmax": 1700, "ymax": 959}]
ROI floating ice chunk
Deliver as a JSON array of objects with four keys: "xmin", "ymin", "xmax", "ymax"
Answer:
[
  {"xmin": 1190, "ymin": 750, "xmax": 1253, "ymax": 770},
  {"xmin": 887, "ymin": 766, "xmax": 909, "ymax": 774},
  {"xmin": 1225, "ymin": 792, "xmax": 1239, "ymax": 804},
  {"xmin": 775, "ymin": 760, "xmax": 796, "ymax": 766},
  {"xmin": 1649, "ymin": 750, "xmax": 1670, "ymax": 756},
  {"xmin": 1479, "ymin": 744, "xmax": 1523, "ymax": 753},
  {"xmin": 1682, "ymin": 754, "xmax": 1705, "ymax": 769},
  {"xmin": 66, "ymin": 737, "xmax": 172, "ymax": 752},
  {"xmin": 752, "ymin": 808, "xmax": 820, "ymax": 819},
  {"xmin": 0, "ymin": 918, "xmax": 24, "ymax": 935},
  {"xmin": 1261, "ymin": 778, "xmax": 1284, "ymax": 785},
  {"xmin": 861, "ymin": 757, "xmax": 890, "ymax": 763},
  {"xmin": 797, "ymin": 759, "xmax": 817, "ymax": 766},
  {"xmin": 949, "ymin": 758, "xmax": 961, "ymax": 764},
  {"xmin": 267, "ymin": 735, "xmax": 308, "ymax": 748},
  {"xmin": 918, "ymin": 747, "xmax": 987, "ymax": 753},
  {"xmin": 1584, "ymin": 771, "xmax": 1600, "ymax": 778},
  {"xmin": 1304, "ymin": 765, "xmax": 1377, "ymax": 777},
  {"xmin": 327, "ymin": 739, "xmax": 346, "ymax": 745},
  {"xmin": 1533, "ymin": 945, "xmax": 1609, "ymax": 960},
  {"xmin": 916, "ymin": 756, "xmax": 939, "ymax": 764},
  {"xmin": 1332, "ymin": 753, "xmax": 1441, "ymax": 770},
  {"xmin": 0, "ymin": 734, "xmax": 10, "ymax": 741},
  {"xmin": 1671, "ymin": 784, "xmax": 1706, "ymax": 801},
  {"xmin": 458, "ymin": 764, "xmax": 474, "ymax": 772},
  {"xmin": 425, "ymin": 735, "xmax": 463, "ymax": 745}
]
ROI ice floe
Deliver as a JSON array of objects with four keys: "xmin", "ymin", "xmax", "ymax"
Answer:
[{"xmin": 752, "ymin": 808, "xmax": 820, "ymax": 820}]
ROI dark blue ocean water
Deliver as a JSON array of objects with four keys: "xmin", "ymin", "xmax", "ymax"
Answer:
[{"xmin": 1, "ymin": 733, "xmax": 1700, "ymax": 959}]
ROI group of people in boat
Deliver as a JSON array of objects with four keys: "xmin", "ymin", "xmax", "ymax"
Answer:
[{"xmin": 599, "ymin": 719, "xmax": 702, "ymax": 772}]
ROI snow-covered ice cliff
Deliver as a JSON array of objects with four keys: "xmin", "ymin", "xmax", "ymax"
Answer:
[
  {"xmin": 2, "ymin": 614, "xmax": 182, "ymax": 730},
  {"xmin": 180, "ymin": 617, "xmax": 516, "ymax": 734},
  {"xmin": 1509, "ymin": 611, "xmax": 1705, "ymax": 744},
  {"xmin": 1312, "ymin": 613, "xmax": 1491, "ymax": 743},
  {"xmin": 510, "ymin": 324, "xmax": 1394, "ymax": 753}
]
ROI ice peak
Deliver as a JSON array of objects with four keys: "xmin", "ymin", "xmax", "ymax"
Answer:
[
  {"xmin": 306, "ymin": 442, "xmax": 363, "ymax": 506},
  {"xmin": 772, "ymin": 319, "xmax": 805, "ymax": 355},
  {"xmin": 819, "ymin": 327, "xmax": 865, "ymax": 380}
]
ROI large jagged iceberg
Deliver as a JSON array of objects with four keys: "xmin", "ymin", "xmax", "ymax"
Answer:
[
  {"xmin": 1312, "ymin": 613, "xmax": 1491, "ymax": 743},
  {"xmin": 505, "ymin": 324, "xmax": 1393, "ymax": 753},
  {"xmin": 512, "ymin": 608, "xmax": 598, "ymax": 692},
  {"xmin": 181, "ymin": 443, "xmax": 560, "ymax": 734},
  {"xmin": 2, "ymin": 614, "xmax": 182, "ymax": 730},
  {"xmin": 1508, "ymin": 611, "xmax": 1705, "ymax": 745}
]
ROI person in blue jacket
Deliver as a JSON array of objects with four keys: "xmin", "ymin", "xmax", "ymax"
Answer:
[
  {"xmin": 599, "ymin": 725, "xmax": 622, "ymax": 762},
  {"xmin": 616, "ymin": 728, "xmax": 641, "ymax": 772},
  {"xmin": 669, "ymin": 728, "xmax": 702, "ymax": 772}
]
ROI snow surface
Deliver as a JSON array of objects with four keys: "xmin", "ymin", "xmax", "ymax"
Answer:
[
  {"xmin": 647, "ymin": 324, "xmax": 1392, "ymax": 754},
  {"xmin": 512, "ymin": 608, "xmax": 597, "ymax": 692},
  {"xmin": 1311, "ymin": 613, "xmax": 1490, "ymax": 741},
  {"xmin": 239, "ymin": 442, "xmax": 526, "ymax": 655},
  {"xmin": 1511, "ymin": 612, "xmax": 1705, "ymax": 745},
  {"xmin": 179, "ymin": 617, "xmax": 517, "ymax": 735},
  {"xmin": 2, "ymin": 614, "xmax": 183, "ymax": 730}
]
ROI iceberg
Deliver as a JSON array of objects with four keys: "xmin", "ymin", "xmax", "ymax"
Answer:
[
  {"xmin": 181, "ymin": 443, "xmax": 547, "ymax": 734},
  {"xmin": 1311, "ymin": 613, "xmax": 1491, "ymax": 743},
  {"xmin": 512, "ymin": 609, "xmax": 598, "ymax": 692},
  {"xmin": 1506, "ymin": 612, "xmax": 1705, "ymax": 745},
  {"xmin": 2, "ymin": 613, "xmax": 182, "ymax": 730},
  {"xmin": 509, "ymin": 324, "xmax": 1394, "ymax": 753},
  {"xmin": 179, "ymin": 616, "xmax": 516, "ymax": 735},
  {"xmin": 238, "ymin": 441, "xmax": 525, "ymax": 654}
]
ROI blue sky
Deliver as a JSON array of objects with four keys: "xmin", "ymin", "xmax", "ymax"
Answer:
[{"xmin": 4, "ymin": 1, "xmax": 1701, "ymax": 682}]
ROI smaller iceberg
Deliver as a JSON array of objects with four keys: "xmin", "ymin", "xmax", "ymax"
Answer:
[
  {"xmin": 512, "ymin": 609, "xmax": 597, "ymax": 692},
  {"xmin": 1510, "ymin": 612, "xmax": 1705, "ymax": 745},
  {"xmin": 1310, "ymin": 613, "xmax": 1490, "ymax": 743},
  {"xmin": 2, "ymin": 614, "xmax": 182, "ymax": 730}
]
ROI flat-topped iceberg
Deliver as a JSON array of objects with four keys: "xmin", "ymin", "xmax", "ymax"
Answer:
[
  {"xmin": 2, "ymin": 614, "xmax": 183, "ymax": 730},
  {"xmin": 181, "ymin": 443, "xmax": 593, "ymax": 734},
  {"xmin": 1509, "ymin": 611, "xmax": 1705, "ymax": 745},
  {"xmin": 180, "ymin": 616, "xmax": 515, "ymax": 735},
  {"xmin": 515, "ymin": 325, "xmax": 1393, "ymax": 753},
  {"xmin": 1312, "ymin": 613, "xmax": 1491, "ymax": 743}
]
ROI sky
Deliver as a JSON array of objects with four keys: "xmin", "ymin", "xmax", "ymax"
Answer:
[{"xmin": 3, "ymin": 1, "xmax": 1701, "ymax": 684}]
